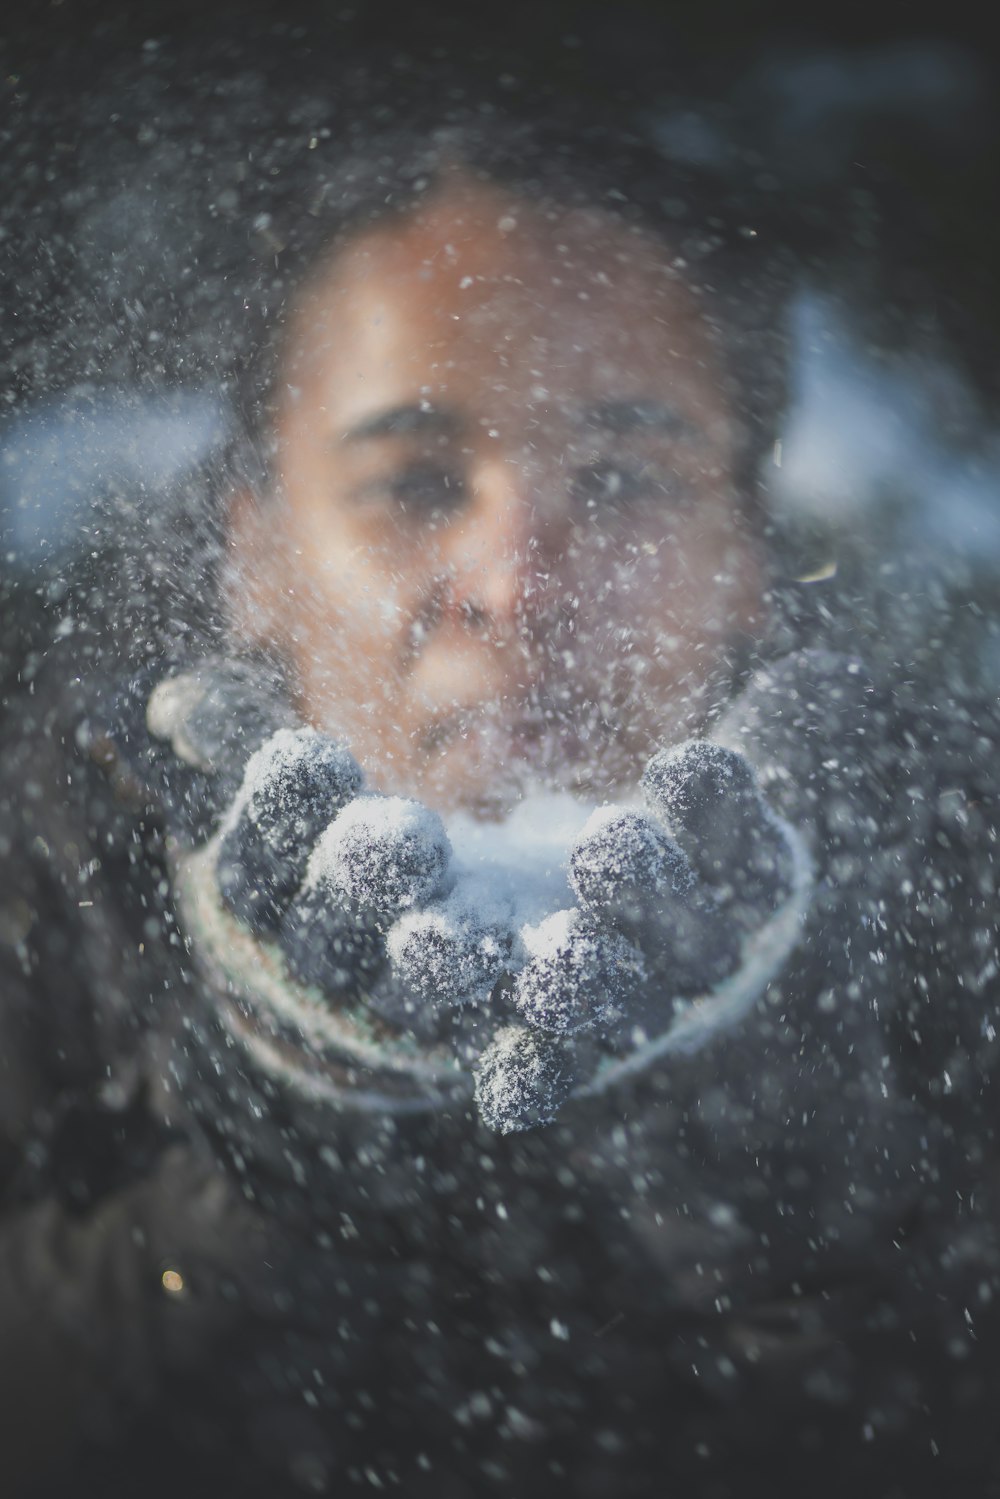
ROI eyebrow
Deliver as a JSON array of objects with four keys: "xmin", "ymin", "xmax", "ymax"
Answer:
[
  {"xmin": 339, "ymin": 397, "xmax": 699, "ymax": 444},
  {"xmin": 340, "ymin": 404, "xmax": 463, "ymax": 443},
  {"xmin": 577, "ymin": 399, "xmax": 698, "ymax": 438}
]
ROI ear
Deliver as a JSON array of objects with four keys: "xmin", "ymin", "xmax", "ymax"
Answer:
[{"xmin": 221, "ymin": 487, "xmax": 288, "ymax": 654}]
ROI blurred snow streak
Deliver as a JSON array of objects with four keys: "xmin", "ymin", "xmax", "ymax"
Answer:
[
  {"xmin": 0, "ymin": 390, "xmax": 226, "ymax": 566},
  {"xmin": 774, "ymin": 292, "xmax": 1000, "ymax": 567}
]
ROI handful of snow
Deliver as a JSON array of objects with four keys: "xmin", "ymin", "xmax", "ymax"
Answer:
[{"xmin": 200, "ymin": 723, "xmax": 798, "ymax": 1134}]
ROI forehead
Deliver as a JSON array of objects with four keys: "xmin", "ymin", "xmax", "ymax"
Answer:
[{"xmin": 282, "ymin": 181, "xmax": 727, "ymax": 430}]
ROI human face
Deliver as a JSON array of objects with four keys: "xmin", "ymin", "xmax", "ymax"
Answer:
[{"xmin": 235, "ymin": 179, "xmax": 766, "ymax": 816}]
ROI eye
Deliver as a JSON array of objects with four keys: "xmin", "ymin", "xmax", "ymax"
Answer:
[
  {"xmin": 570, "ymin": 460, "xmax": 684, "ymax": 515},
  {"xmin": 362, "ymin": 464, "xmax": 468, "ymax": 519}
]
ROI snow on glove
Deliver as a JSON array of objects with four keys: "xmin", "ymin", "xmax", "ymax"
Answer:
[
  {"xmin": 472, "ymin": 906, "xmax": 641, "ymax": 1133},
  {"xmin": 641, "ymin": 740, "xmax": 795, "ymax": 928},
  {"xmin": 107, "ymin": 661, "xmax": 486, "ymax": 1219},
  {"xmin": 278, "ymin": 792, "xmax": 452, "ymax": 999},
  {"xmin": 386, "ymin": 876, "xmax": 515, "ymax": 1013},
  {"xmin": 166, "ymin": 690, "xmax": 460, "ymax": 1008},
  {"xmin": 472, "ymin": 658, "xmax": 881, "ymax": 1133},
  {"xmin": 110, "ymin": 658, "xmax": 801, "ymax": 1138},
  {"xmin": 472, "ymin": 1024, "xmax": 577, "ymax": 1134},
  {"xmin": 215, "ymin": 728, "xmax": 364, "ymax": 935}
]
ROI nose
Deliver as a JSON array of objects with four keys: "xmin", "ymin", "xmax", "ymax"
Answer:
[{"xmin": 444, "ymin": 456, "xmax": 558, "ymax": 626}]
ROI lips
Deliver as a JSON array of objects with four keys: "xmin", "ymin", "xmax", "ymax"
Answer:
[
  {"xmin": 508, "ymin": 711, "xmax": 589, "ymax": 769},
  {"xmin": 414, "ymin": 693, "xmax": 619, "ymax": 794}
]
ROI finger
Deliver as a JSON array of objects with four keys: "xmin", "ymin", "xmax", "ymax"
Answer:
[
  {"xmin": 215, "ymin": 728, "xmax": 363, "ymax": 934},
  {"xmin": 279, "ymin": 885, "xmax": 385, "ymax": 1001},
  {"xmin": 274, "ymin": 795, "xmax": 452, "ymax": 1006},
  {"xmin": 473, "ymin": 1024, "xmax": 577, "ymax": 1134},
  {"xmin": 642, "ymin": 740, "xmax": 794, "ymax": 929},
  {"xmin": 303, "ymin": 795, "xmax": 452, "ymax": 922},
  {"xmin": 146, "ymin": 657, "xmax": 294, "ymax": 779},
  {"xmin": 511, "ymin": 909, "xmax": 645, "ymax": 1036},
  {"xmin": 387, "ymin": 882, "xmax": 514, "ymax": 1010},
  {"xmin": 569, "ymin": 806, "xmax": 740, "ymax": 996},
  {"xmin": 569, "ymin": 807, "xmax": 694, "ymax": 922}
]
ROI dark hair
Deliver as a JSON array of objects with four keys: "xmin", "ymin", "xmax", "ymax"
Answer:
[{"xmin": 226, "ymin": 114, "xmax": 794, "ymax": 510}]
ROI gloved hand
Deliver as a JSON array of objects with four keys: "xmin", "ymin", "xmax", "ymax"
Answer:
[
  {"xmin": 472, "ymin": 650, "xmax": 906, "ymax": 1133},
  {"xmin": 90, "ymin": 656, "xmax": 478, "ymax": 1218},
  {"xmin": 112, "ymin": 656, "xmax": 455, "ymax": 1004}
]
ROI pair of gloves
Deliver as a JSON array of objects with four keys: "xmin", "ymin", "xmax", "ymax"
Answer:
[{"xmin": 105, "ymin": 648, "xmax": 884, "ymax": 1137}]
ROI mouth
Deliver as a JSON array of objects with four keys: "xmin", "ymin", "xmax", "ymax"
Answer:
[
  {"xmin": 413, "ymin": 696, "xmax": 625, "ymax": 803},
  {"xmin": 417, "ymin": 695, "xmax": 574, "ymax": 751},
  {"xmin": 508, "ymin": 709, "xmax": 591, "ymax": 771}
]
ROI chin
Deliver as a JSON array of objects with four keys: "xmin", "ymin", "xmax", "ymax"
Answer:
[{"xmin": 403, "ymin": 725, "xmax": 530, "ymax": 819}]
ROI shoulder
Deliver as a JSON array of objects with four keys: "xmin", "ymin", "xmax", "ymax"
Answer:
[{"xmin": 0, "ymin": 661, "xmax": 188, "ymax": 1192}]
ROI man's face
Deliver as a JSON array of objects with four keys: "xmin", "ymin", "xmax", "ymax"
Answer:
[{"xmin": 235, "ymin": 179, "xmax": 766, "ymax": 815}]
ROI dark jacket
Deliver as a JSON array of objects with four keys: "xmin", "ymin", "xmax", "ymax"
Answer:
[{"xmin": 4, "ymin": 637, "xmax": 1000, "ymax": 1499}]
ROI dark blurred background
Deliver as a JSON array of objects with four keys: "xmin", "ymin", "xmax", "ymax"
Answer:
[{"xmin": 2, "ymin": 0, "xmax": 999, "ymax": 695}]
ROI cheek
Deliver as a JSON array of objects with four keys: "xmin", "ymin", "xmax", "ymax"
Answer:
[
  {"xmin": 280, "ymin": 505, "xmax": 417, "ymax": 639},
  {"xmin": 288, "ymin": 573, "xmax": 418, "ymax": 694},
  {"xmin": 270, "ymin": 546, "xmax": 409, "ymax": 737},
  {"xmin": 565, "ymin": 530, "xmax": 760, "ymax": 662}
]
